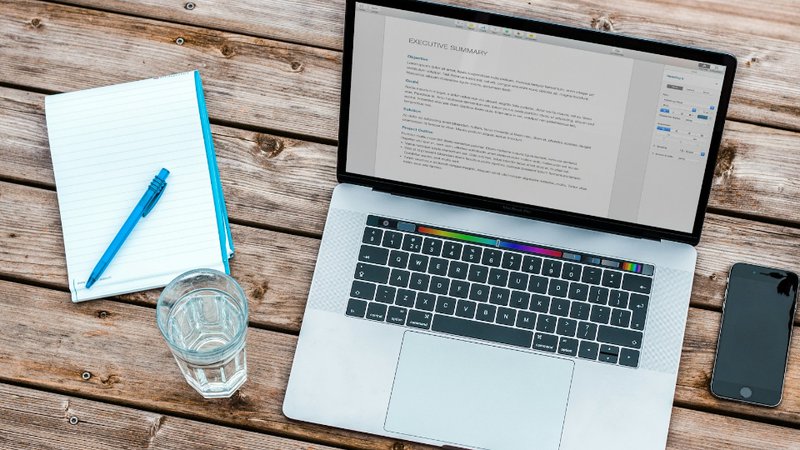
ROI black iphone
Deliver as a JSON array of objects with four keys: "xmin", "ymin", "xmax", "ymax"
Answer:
[{"xmin": 710, "ymin": 263, "xmax": 798, "ymax": 406}]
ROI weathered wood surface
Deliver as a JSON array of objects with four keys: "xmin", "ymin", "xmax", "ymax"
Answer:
[
  {"xmin": 4, "ymin": 0, "xmax": 800, "ymax": 141},
  {"xmin": 2, "ymin": 86, "xmax": 800, "ymax": 240},
  {"xmin": 0, "ymin": 383, "xmax": 340, "ymax": 450},
  {"xmin": 2, "ymin": 279, "xmax": 800, "ymax": 448},
  {"xmin": 3, "ymin": 180, "xmax": 800, "ymax": 334}
]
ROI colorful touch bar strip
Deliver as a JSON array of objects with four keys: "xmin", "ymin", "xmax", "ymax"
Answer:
[
  {"xmin": 498, "ymin": 241, "xmax": 562, "ymax": 258},
  {"xmin": 621, "ymin": 262, "xmax": 642, "ymax": 273},
  {"xmin": 417, "ymin": 226, "xmax": 497, "ymax": 246}
]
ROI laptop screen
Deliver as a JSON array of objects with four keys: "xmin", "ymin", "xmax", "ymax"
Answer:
[{"xmin": 344, "ymin": 2, "xmax": 731, "ymax": 236}]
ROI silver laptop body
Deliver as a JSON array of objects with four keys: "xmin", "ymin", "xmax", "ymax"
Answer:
[{"xmin": 285, "ymin": 1, "xmax": 736, "ymax": 449}]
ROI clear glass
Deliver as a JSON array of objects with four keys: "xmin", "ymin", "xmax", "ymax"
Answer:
[{"xmin": 156, "ymin": 268, "xmax": 248, "ymax": 398}]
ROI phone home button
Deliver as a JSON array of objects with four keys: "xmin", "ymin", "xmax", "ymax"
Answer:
[{"xmin": 740, "ymin": 387, "xmax": 753, "ymax": 399}]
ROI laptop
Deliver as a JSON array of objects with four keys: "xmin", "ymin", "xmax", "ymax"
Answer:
[{"xmin": 284, "ymin": 1, "xmax": 736, "ymax": 448}]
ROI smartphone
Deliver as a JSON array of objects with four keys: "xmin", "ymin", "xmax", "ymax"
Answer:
[{"xmin": 710, "ymin": 263, "xmax": 798, "ymax": 406}]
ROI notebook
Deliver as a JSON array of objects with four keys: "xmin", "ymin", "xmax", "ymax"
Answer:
[{"xmin": 45, "ymin": 71, "xmax": 234, "ymax": 302}]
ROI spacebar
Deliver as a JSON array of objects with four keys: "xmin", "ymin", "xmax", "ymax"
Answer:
[{"xmin": 432, "ymin": 315, "xmax": 533, "ymax": 348}]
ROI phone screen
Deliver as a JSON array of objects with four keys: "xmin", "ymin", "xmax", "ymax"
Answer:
[{"xmin": 711, "ymin": 263, "xmax": 798, "ymax": 406}]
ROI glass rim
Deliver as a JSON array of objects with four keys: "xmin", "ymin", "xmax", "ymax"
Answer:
[{"xmin": 156, "ymin": 268, "xmax": 249, "ymax": 359}]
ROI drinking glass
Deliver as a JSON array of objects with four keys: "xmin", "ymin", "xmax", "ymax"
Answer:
[{"xmin": 156, "ymin": 269, "xmax": 249, "ymax": 398}]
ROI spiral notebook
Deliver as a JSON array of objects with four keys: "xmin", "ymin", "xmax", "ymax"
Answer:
[{"xmin": 45, "ymin": 71, "xmax": 234, "ymax": 302}]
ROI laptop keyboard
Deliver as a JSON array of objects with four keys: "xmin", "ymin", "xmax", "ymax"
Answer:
[{"xmin": 345, "ymin": 216, "xmax": 655, "ymax": 368}]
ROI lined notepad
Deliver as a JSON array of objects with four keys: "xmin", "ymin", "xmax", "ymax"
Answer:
[{"xmin": 45, "ymin": 71, "xmax": 233, "ymax": 302}]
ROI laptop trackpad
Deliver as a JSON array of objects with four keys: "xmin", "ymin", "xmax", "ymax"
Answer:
[{"xmin": 385, "ymin": 332, "xmax": 574, "ymax": 450}]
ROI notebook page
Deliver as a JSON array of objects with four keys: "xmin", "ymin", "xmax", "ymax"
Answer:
[{"xmin": 45, "ymin": 72, "xmax": 225, "ymax": 301}]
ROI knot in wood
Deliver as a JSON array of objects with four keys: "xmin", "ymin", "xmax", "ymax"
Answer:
[
  {"xmin": 290, "ymin": 61, "xmax": 303, "ymax": 72},
  {"xmin": 30, "ymin": 18, "xmax": 42, "ymax": 28},
  {"xmin": 220, "ymin": 44, "xmax": 235, "ymax": 58},
  {"xmin": 591, "ymin": 15, "xmax": 615, "ymax": 32},
  {"xmin": 392, "ymin": 442, "xmax": 405, "ymax": 450},
  {"xmin": 255, "ymin": 134, "xmax": 285, "ymax": 158}
]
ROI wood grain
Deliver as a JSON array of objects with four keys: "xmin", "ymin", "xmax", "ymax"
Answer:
[
  {"xmin": 1, "ymin": 279, "xmax": 799, "ymax": 448},
  {"xmin": 1, "ymin": 0, "xmax": 342, "ymax": 141},
  {"xmin": 0, "ymin": 383, "xmax": 340, "ymax": 450},
  {"xmin": 2, "ymin": 86, "xmax": 800, "ymax": 236}
]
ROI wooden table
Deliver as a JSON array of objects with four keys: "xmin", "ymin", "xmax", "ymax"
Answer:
[{"xmin": 1, "ymin": 0, "xmax": 799, "ymax": 448}]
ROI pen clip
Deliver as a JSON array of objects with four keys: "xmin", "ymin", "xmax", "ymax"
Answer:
[{"xmin": 142, "ymin": 182, "xmax": 167, "ymax": 217}]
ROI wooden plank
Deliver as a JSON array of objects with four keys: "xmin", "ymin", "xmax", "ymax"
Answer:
[
  {"xmin": 1, "ymin": 279, "xmax": 799, "ymax": 447},
  {"xmin": 666, "ymin": 408, "xmax": 800, "ymax": 450},
  {"xmin": 2, "ymin": 87, "xmax": 800, "ymax": 238},
  {"xmin": 7, "ymin": 0, "xmax": 799, "ymax": 134},
  {"xmin": 2, "ymin": 181, "xmax": 799, "ymax": 324},
  {"xmin": 0, "ymin": 0, "xmax": 342, "ymax": 141},
  {"xmin": 0, "ymin": 383, "xmax": 340, "ymax": 450}
]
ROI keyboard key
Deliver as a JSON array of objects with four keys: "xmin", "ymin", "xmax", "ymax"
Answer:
[
  {"xmin": 435, "ymin": 296, "xmax": 456, "ymax": 315},
  {"xmin": 395, "ymin": 289, "xmax": 416, "ymax": 307},
  {"xmin": 509, "ymin": 290, "xmax": 530, "ymax": 309},
  {"xmin": 408, "ymin": 254, "xmax": 429, "ymax": 272},
  {"xmin": 346, "ymin": 298, "xmax": 368, "ymax": 318},
  {"xmin": 516, "ymin": 311, "xmax": 537, "ymax": 329},
  {"xmin": 601, "ymin": 270, "xmax": 622, "ymax": 288},
  {"xmin": 550, "ymin": 297, "xmax": 570, "ymax": 316},
  {"xmin": 590, "ymin": 305, "xmax": 611, "ymax": 324},
  {"xmin": 588, "ymin": 286, "xmax": 609, "ymax": 304},
  {"xmin": 568, "ymin": 282, "xmax": 589, "ymax": 301},
  {"xmin": 388, "ymin": 250, "xmax": 409, "ymax": 268},
  {"xmin": 448, "ymin": 261, "xmax": 468, "ymax": 279},
  {"xmin": 536, "ymin": 314, "xmax": 557, "ymax": 333},
  {"xmin": 359, "ymin": 245, "xmax": 389, "ymax": 265},
  {"xmin": 562, "ymin": 263, "xmax": 581, "ymax": 281},
  {"xmin": 489, "ymin": 287, "xmax": 510, "ymax": 306},
  {"xmin": 449, "ymin": 280, "xmax": 470, "ymax": 298},
  {"xmin": 432, "ymin": 314, "xmax": 533, "ymax": 348},
  {"xmin": 629, "ymin": 293, "xmax": 649, "ymax": 323},
  {"xmin": 366, "ymin": 302, "xmax": 387, "ymax": 321},
  {"xmin": 529, "ymin": 294, "xmax": 550, "ymax": 313},
  {"xmin": 488, "ymin": 268, "xmax": 509, "ymax": 287},
  {"xmin": 387, "ymin": 306, "xmax": 408, "ymax": 325},
  {"xmin": 533, "ymin": 333, "xmax": 558, "ymax": 352},
  {"xmin": 501, "ymin": 252, "xmax": 522, "ymax": 270},
  {"xmin": 409, "ymin": 273, "xmax": 430, "ymax": 291},
  {"xmin": 622, "ymin": 273, "xmax": 652, "ymax": 294},
  {"xmin": 619, "ymin": 348, "xmax": 640, "ymax": 367},
  {"xmin": 578, "ymin": 341, "xmax": 599, "ymax": 360},
  {"xmin": 558, "ymin": 337, "xmax": 579, "ymax": 356},
  {"xmin": 469, "ymin": 284, "xmax": 490, "ymax": 302},
  {"xmin": 467, "ymin": 265, "xmax": 488, "ymax": 283},
  {"xmin": 548, "ymin": 279, "xmax": 568, "ymax": 297},
  {"xmin": 528, "ymin": 276, "xmax": 548, "ymax": 294},
  {"xmin": 631, "ymin": 309, "xmax": 647, "ymax": 331},
  {"xmin": 581, "ymin": 267, "xmax": 602, "ymax": 285},
  {"xmin": 422, "ymin": 237, "xmax": 442, "ymax": 256},
  {"xmin": 576, "ymin": 321, "xmax": 598, "ymax": 340},
  {"xmin": 608, "ymin": 290, "xmax": 629, "ymax": 308},
  {"xmin": 428, "ymin": 258, "xmax": 449, "ymax": 276},
  {"xmin": 556, "ymin": 318, "xmax": 578, "ymax": 337},
  {"xmin": 376, "ymin": 285, "xmax": 396, "ymax": 303},
  {"xmin": 355, "ymin": 263, "xmax": 390, "ymax": 284},
  {"xmin": 462, "ymin": 245, "xmax": 482, "ymax": 263},
  {"xmin": 350, "ymin": 281, "xmax": 376, "ymax": 300},
  {"xmin": 416, "ymin": 292, "xmax": 436, "ymax": 311},
  {"xmin": 401, "ymin": 235, "xmax": 422, "ymax": 252},
  {"xmin": 430, "ymin": 277, "xmax": 450, "ymax": 295},
  {"xmin": 442, "ymin": 242, "xmax": 462, "ymax": 259},
  {"xmin": 407, "ymin": 310, "xmax": 432, "ymax": 329},
  {"xmin": 389, "ymin": 269, "xmax": 410, "ymax": 288},
  {"xmin": 610, "ymin": 308, "xmax": 632, "ymax": 328},
  {"xmin": 522, "ymin": 255, "xmax": 542, "ymax": 274},
  {"xmin": 598, "ymin": 325, "xmax": 643, "ymax": 349},
  {"xmin": 569, "ymin": 302, "xmax": 590, "ymax": 320},
  {"xmin": 476, "ymin": 303, "xmax": 496, "ymax": 322},
  {"xmin": 496, "ymin": 307, "xmax": 516, "ymax": 326},
  {"xmin": 508, "ymin": 272, "xmax": 528, "ymax": 290},
  {"xmin": 542, "ymin": 259, "xmax": 562, "ymax": 277},
  {"xmin": 456, "ymin": 299, "xmax": 477, "ymax": 318},
  {"xmin": 363, "ymin": 227, "xmax": 382, "ymax": 245},
  {"xmin": 599, "ymin": 345, "xmax": 619, "ymax": 364},
  {"xmin": 382, "ymin": 231, "xmax": 403, "ymax": 249},
  {"xmin": 482, "ymin": 249, "xmax": 502, "ymax": 266}
]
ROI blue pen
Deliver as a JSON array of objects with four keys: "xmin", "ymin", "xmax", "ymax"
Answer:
[{"xmin": 85, "ymin": 168, "xmax": 170, "ymax": 289}]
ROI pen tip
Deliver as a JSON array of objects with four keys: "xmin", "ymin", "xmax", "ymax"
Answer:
[{"xmin": 158, "ymin": 168, "xmax": 170, "ymax": 179}]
